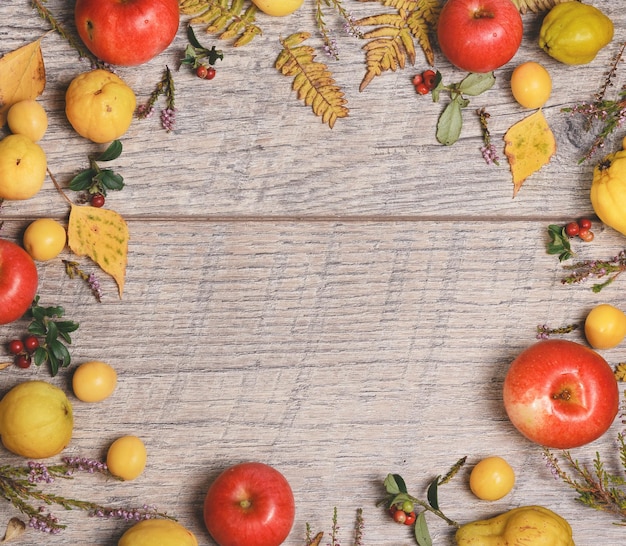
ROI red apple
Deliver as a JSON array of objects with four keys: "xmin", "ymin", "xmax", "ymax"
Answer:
[
  {"xmin": 74, "ymin": 0, "xmax": 180, "ymax": 66},
  {"xmin": 203, "ymin": 462, "xmax": 295, "ymax": 546},
  {"xmin": 437, "ymin": 0, "xmax": 523, "ymax": 73},
  {"xmin": 0, "ymin": 239, "xmax": 38, "ymax": 325},
  {"xmin": 503, "ymin": 339, "xmax": 619, "ymax": 449}
]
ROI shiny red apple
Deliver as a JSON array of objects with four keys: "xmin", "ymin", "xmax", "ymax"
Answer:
[
  {"xmin": 437, "ymin": 0, "xmax": 523, "ymax": 73},
  {"xmin": 503, "ymin": 339, "xmax": 619, "ymax": 449},
  {"xmin": 74, "ymin": 0, "xmax": 180, "ymax": 66},
  {"xmin": 204, "ymin": 462, "xmax": 295, "ymax": 546},
  {"xmin": 0, "ymin": 239, "xmax": 38, "ymax": 325}
]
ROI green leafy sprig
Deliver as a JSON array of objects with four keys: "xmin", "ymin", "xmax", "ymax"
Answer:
[
  {"xmin": 68, "ymin": 140, "xmax": 124, "ymax": 197},
  {"xmin": 181, "ymin": 25, "xmax": 224, "ymax": 70},
  {"xmin": 1, "ymin": 457, "xmax": 173, "ymax": 534},
  {"xmin": 381, "ymin": 458, "xmax": 466, "ymax": 546},
  {"xmin": 433, "ymin": 73, "xmax": 496, "ymax": 146},
  {"xmin": 546, "ymin": 224, "xmax": 574, "ymax": 262},
  {"xmin": 26, "ymin": 296, "xmax": 79, "ymax": 376}
]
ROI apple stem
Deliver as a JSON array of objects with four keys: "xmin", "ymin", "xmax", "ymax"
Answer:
[
  {"xmin": 239, "ymin": 499, "xmax": 252, "ymax": 510},
  {"xmin": 553, "ymin": 389, "xmax": 571, "ymax": 401},
  {"xmin": 473, "ymin": 9, "xmax": 495, "ymax": 18}
]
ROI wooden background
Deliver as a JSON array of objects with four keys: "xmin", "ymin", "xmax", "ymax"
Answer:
[{"xmin": 2, "ymin": 1, "xmax": 626, "ymax": 544}]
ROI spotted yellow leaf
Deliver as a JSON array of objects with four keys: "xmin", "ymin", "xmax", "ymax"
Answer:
[
  {"xmin": 504, "ymin": 109, "xmax": 556, "ymax": 197},
  {"xmin": 67, "ymin": 205, "xmax": 129, "ymax": 297},
  {"xmin": 0, "ymin": 37, "xmax": 46, "ymax": 125}
]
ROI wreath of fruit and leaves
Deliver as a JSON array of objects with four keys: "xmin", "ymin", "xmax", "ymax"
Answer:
[{"xmin": 2, "ymin": 0, "xmax": 626, "ymax": 543}]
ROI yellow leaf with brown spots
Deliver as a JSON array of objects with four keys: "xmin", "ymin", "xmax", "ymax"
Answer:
[
  {"xmin": 0, "ymin": 38, "xmax": 46, "ymax": 125},
  {"xmin": 504, "ymin": 109, "xmax": 556, "ymax": 197},
  {"xmin": 67, "ymin": 205, "xmax": 129, "ymax": 297}
]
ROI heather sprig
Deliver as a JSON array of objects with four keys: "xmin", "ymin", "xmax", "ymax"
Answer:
[
  {"xmin": 536, "ymin": 323, "xmax": 579, "ymax": 340},
  {"xmin": 1, "ymin": 458, "xmax": 173, "ymax": 534},
  {"xmin": 543, "ymin": 437, "xmax": 626, "ymax": 522},
  {"xmin": 304, "ymin": 507, "xmax": 364, "ymax": 546},
  {"xmin": 25, "ymin": 296, "xmax": 79, "ymax": 376},
  {"xmin": 31, "ymin": 0, "xmax": 106, "ymax": 68},
  {"xmin": 561, "ymin": 250, "xmax": 626, "ymax": 293},
  {"xmin": 136, "ymin": 66, "xmax": 177, "ymax": 132},
  {"xmin": 477, "ymin": 107, "xmax": 499, "ymax": 166},
  {"xmin": 315, "ymin": 0, "xmax": 363, "ymax": 60},
  {"xmin": 63, "ymin": 260, "xmax": 103, "ymax": 302},
  {"xmin": 562, "ymin": 41, "xmax": 626, "ymax": 162}
]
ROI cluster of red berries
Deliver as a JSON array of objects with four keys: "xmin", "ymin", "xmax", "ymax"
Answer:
[
  {"xmin": 196, "ymin": 65, "xmax": 216, "ymax": 80},
  {"xmin": 8, "ymin": 336, "xmax": 40, "ymax": 369},
  {"xmin": 412, "ymin": 69, "xmax": 437, "ymax": 95},
  {"xmin": 565, "ymin": 217, "xmax": 594, "ymax": 242},
  {"xmin": 389, "ymin": 500, "xmax": 417, "ymax": 526}
]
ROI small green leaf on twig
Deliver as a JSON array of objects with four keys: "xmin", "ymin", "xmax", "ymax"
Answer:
[
  {"xmin": 26, "ymin": 296, "xmax": 79, "ymax": 376},
  {"xmin": 433, "ymin": 72, "xmax": 495, "ymax": 145},
  {"xmin": 414, "ymin": 512, "xmax": 432, "ymax": 546},
  {"xmin": 546, "ymin": 224, "xmax": 574, "ymax": 262},
  {"xmin": 69, "ymin": 140, "xmax": 124, "ymax": 196}
]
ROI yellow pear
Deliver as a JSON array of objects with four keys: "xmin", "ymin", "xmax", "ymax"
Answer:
[{"xmin": 0, "ymin": 381, "xmax": 73, "ymax": 458}]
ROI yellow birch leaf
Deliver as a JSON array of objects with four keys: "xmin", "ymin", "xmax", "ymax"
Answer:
[
  {"xmin": 504, "ymin": 109, "xmax": 556, "ymax": 197},
  {"xmin": 67, "ymin": 205, "xmax": 129, "ymax": 298},
  {"xmin": 0, "ymin": 38, "xmax": 46, "ymax": 126}
]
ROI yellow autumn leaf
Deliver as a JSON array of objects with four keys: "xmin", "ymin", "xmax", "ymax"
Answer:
[
  {"xmin": 67, "ymin": 205, "xmax": 129, "ymax": 298},
  {"xmin": 504, "ymin": 109, "xmax": 556, "ymax": 197},
  {"xmin": 0, "ymin": 37, "xmax": 46, "ymax": 126}
]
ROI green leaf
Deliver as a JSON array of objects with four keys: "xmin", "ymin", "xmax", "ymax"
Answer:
[
  {"xmin": 48, "ymin": 354, "xmax": 60, "ymax": 376},
  {"xmin": 547, "ymin": 224, "xmax": 573, "ymax": 262},
  {"xmin": 45, "ymin": 320, "xmax": 58, "ymax": 346},
  {"xmin": 384, "ymin": 474, "xmax": 407, "ymax": 495},
  {"xmin": 187, "ymin": 25, "xmax": 204, "ymax": 49},
  {"xmin": 414, "ymin": 512, "xmax": 432, "ymax": 546},
  {"xmin": 49, "ymin": 339, "xmax": 71, "ymax": 368},
  {"xmin": 206, "ymin": 45, "xmax": 224, "ymax": 65},
  {"xmin": 426, "ymin": 476, "xmax": 439, "ymax": 510},
  {"xmin": 28, "ymin": 322, "xmax": 46, "ymax": 336},
  {"xmin": 458, "ymin": 72, "xmax": 496, "ymax": 96},
  {"xmin": 33, "ymin": 347, "xmax": 47, "ymax": 367},
  {"xmin": 436, "ymin": 99, "xmax": 463, "ymax": 145},
  {"xmin": 97, "ymin": 170, "xmax": 124, "ymax": 191},
  {"xmin": 69, "ymin": 169, "xmax": 97, "ymax": 191},
  {"xmin": 55, "ymin": 320, "xmax": 79, "ymax": 334},
  {"xmin": 41, "ymin": 304, "xmax": 64, "ymax": 318},
  {"xmin": 95, "ymin": 140, "xmax": 122, "ymax": 162}
]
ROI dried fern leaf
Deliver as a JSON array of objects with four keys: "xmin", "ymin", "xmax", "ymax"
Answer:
[
  {"xmin": 406, "ymin": 5, "xmax": 437, "ymax": 66},
  {"xmin": 179, "ymin": 0, "xmax": 262, "ymax": 45},
  {"xmin": 357, "ymin": 10, "xmax": 417, "ymax": 91},
  {"xmin": 357, "ymin": 0, "xmax": 420, "ymax": 11},
  {"xmin": 509, "ymin": 0, "xmax": 568, "ymax": 13},
  {"xmin": 276, "ymin": 32, "xmax": 349, "ymax": 129}
]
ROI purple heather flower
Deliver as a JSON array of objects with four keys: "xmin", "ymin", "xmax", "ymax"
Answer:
[
  {"xmin": 87, "ymin": 273, "xmax": 103, "ymax": 302},
  {"xmin": 161, "ymin": 107, "xmax": 176, "ymax": 132},
  {"xmin": 480, "ymin": 143, "xmax": 499, "ymax": 165},
  {"xmin": 136, "ymin": 104, "xmax": 155, "ymax": 119}
]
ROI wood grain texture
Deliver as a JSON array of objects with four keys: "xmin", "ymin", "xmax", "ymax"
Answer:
[{"xmin": 1, "ymin": 1, "xmax": 626, "ymax": 545}]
